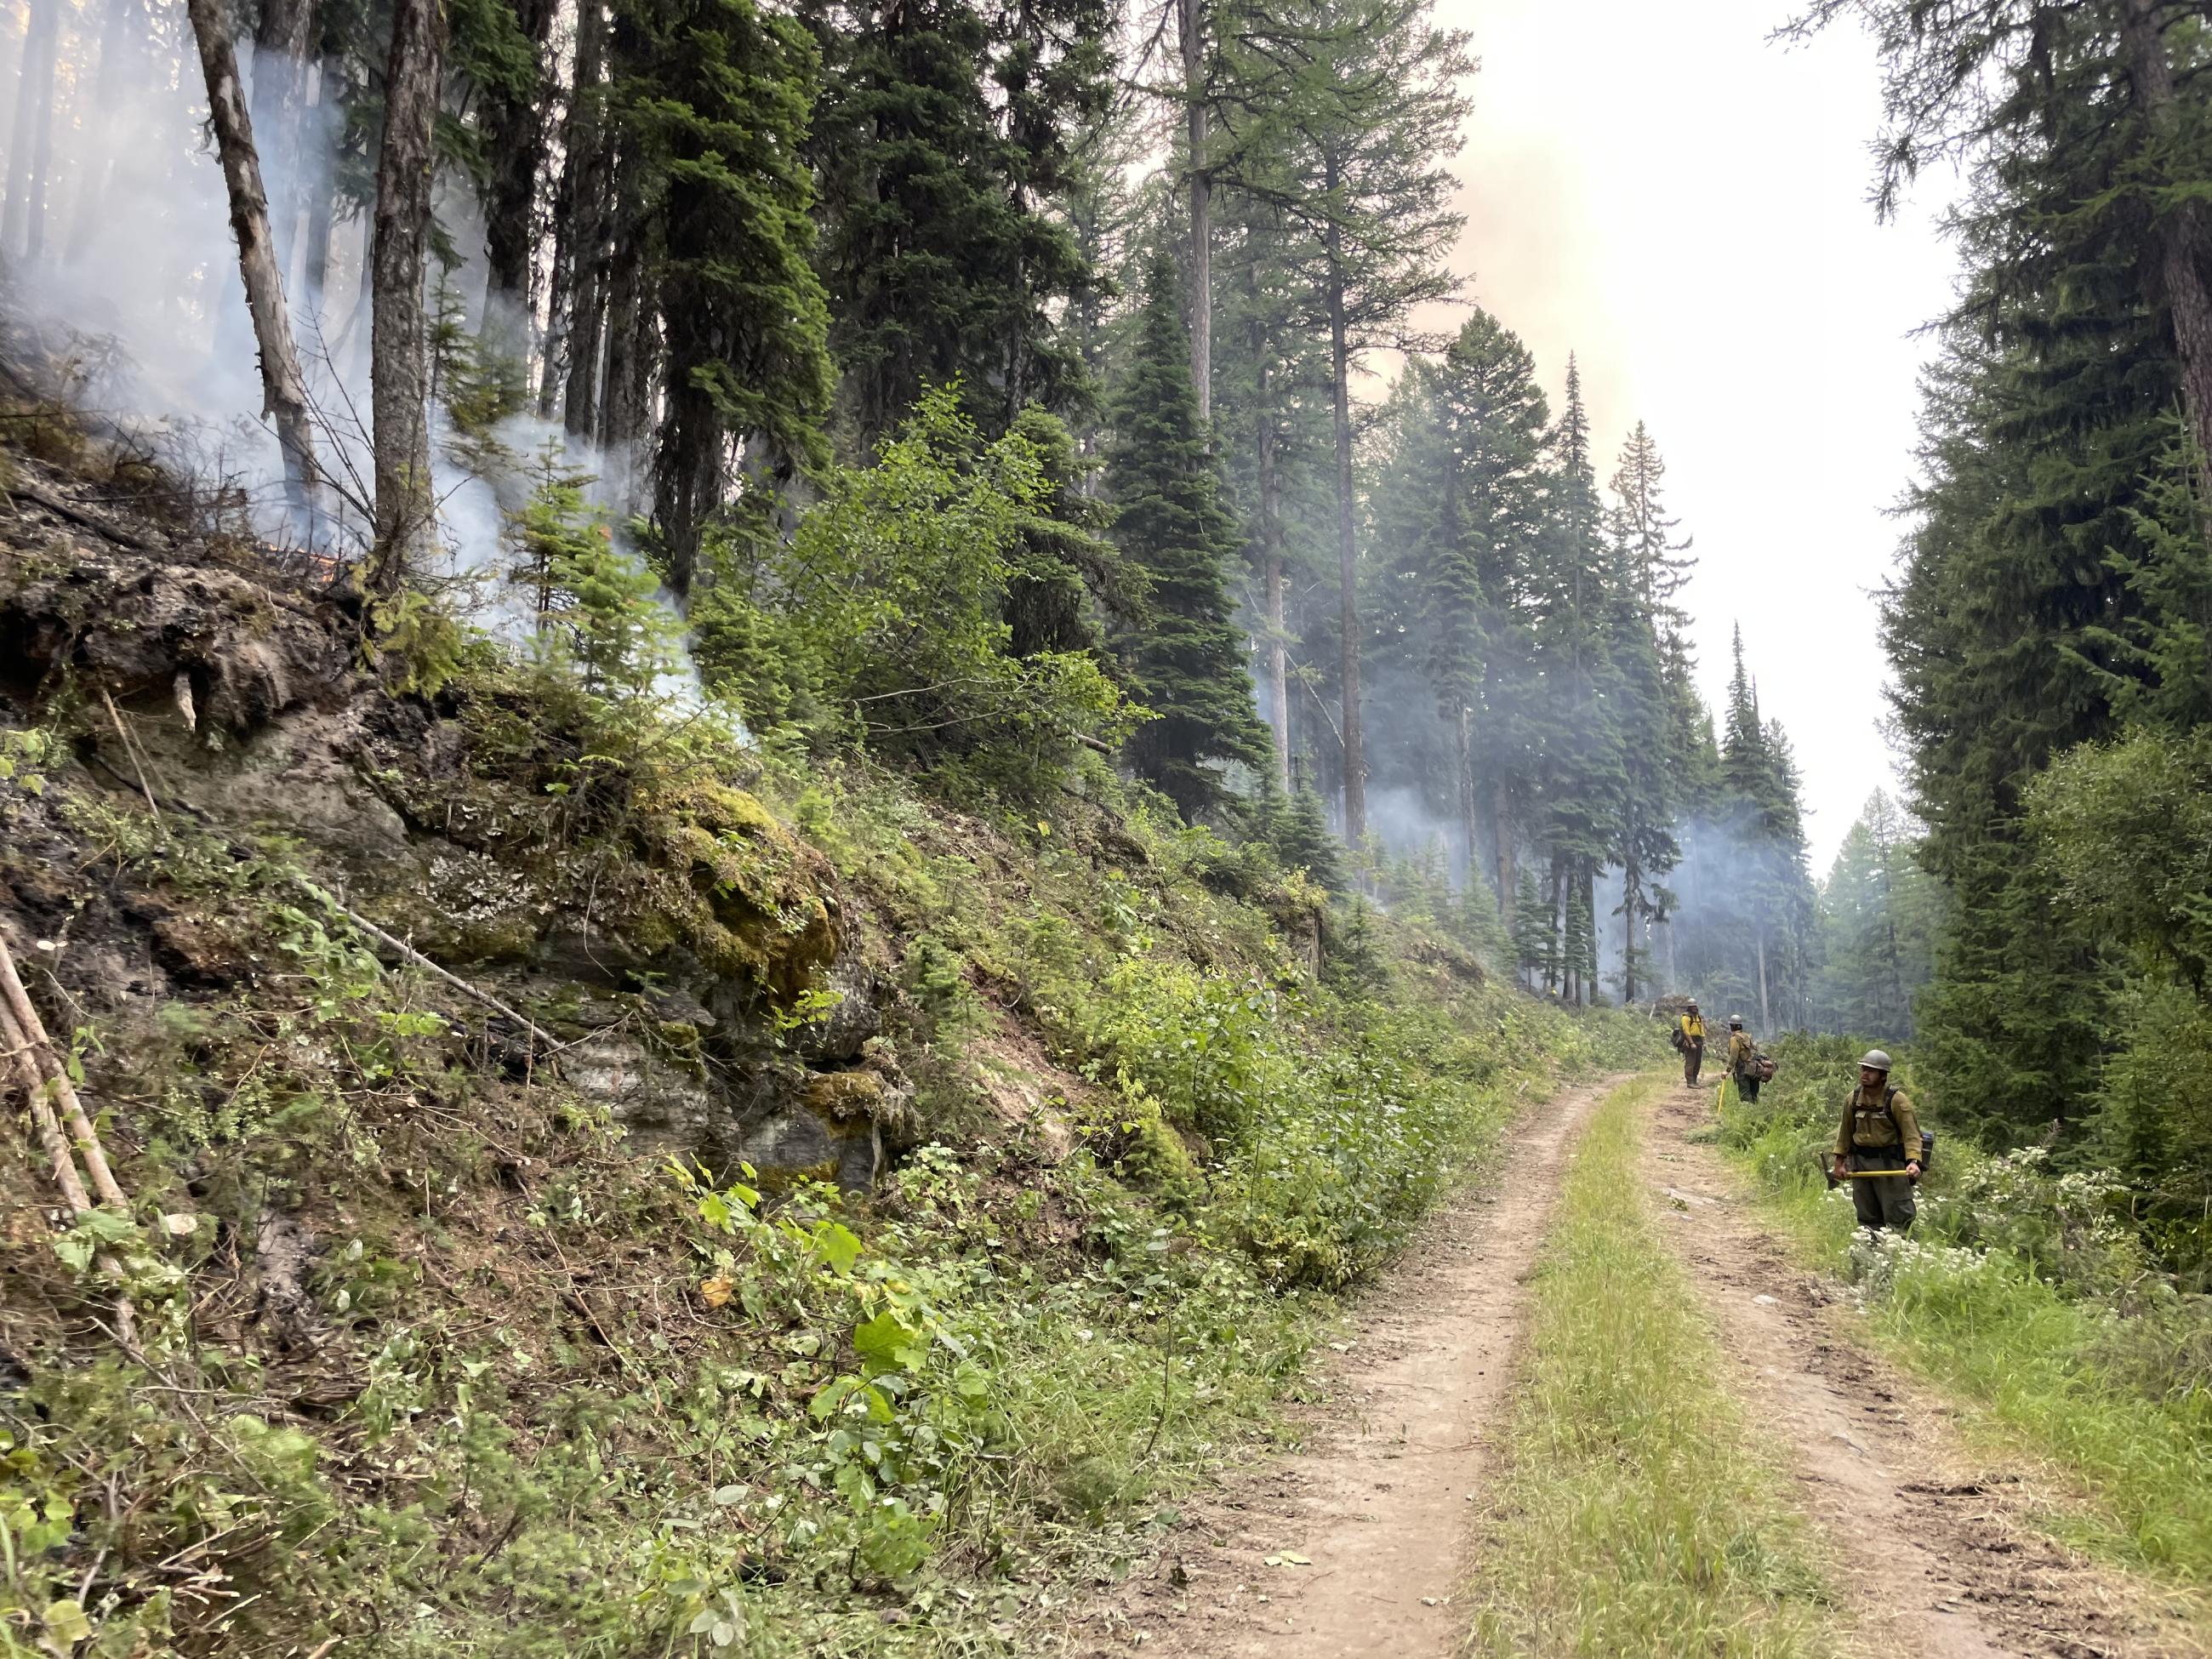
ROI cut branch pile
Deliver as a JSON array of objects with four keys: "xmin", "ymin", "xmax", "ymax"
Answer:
[{"xmin": 0, "ymin": 925, "xmax": 140, "ymax": 1343}]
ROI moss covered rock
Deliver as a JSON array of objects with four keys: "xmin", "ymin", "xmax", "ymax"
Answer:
[{"xmin": 626, "ymin": 781, "xmax": 841, "ymax": 1002}]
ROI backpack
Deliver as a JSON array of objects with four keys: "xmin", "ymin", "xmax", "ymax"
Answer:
[
  {"xmin": 1851, "ymin": 1084, "xmax": 1935, "ymax": 1167},
  {"xmin": 1755, "ymin": 1053, "xmax": 1777, "ymax": 1082}
]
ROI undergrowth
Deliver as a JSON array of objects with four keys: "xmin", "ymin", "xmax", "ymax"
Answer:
[
  {"xmin": 1717, "ymin": 1035, "xmax": 2212, "ymax": 1582},
  {"xmin": 1464, "ymin": 1075, "xmax": 1835, "ymax": 1659},
  {"xmin": 0, "ymin": 588, "xmax": 1653, "ymax": 1657}
]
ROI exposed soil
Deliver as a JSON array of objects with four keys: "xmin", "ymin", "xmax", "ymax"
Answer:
[
  {"xmin": 1645, "ymin": 1081, "xmax": 2208, "ymax": 1659},
  {"xmin": 1058, "ymin": 1073, "xmax": 1627, "ymax": 1658}
]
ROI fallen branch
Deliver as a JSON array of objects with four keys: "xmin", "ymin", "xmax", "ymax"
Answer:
[
  {"xmin": 0, "ymin": 933, "xmax": 140, "ymax": 1347},
  {"xmin": 0, "ymin": 930, "xmax": 128, "ymax": 1209},
  {"xmin": 100, "ymin": 687, "xmax": 166, "ymax": 830},
  {"xmin": 0, "ymin": 999, "xmax": 93, "ymax": 1213},
  {"xmin": 287, "ymin": 875, "xmax": 550, "ymax": 1053},
  {"xmin": 2, "ymin": 474, "xmax": 155, "ymax": 550}
]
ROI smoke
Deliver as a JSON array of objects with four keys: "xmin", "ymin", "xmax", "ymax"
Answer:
[{"xmin": 5, "ymin": 20, "xmax": 656, "ymax": 634}]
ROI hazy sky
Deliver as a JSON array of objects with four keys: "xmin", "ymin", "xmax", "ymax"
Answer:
[{"xmin": 1421, "ymin": 0, "xmax": 1961, "ymax": 868}]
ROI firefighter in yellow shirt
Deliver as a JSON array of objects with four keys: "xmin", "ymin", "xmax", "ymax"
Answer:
[
  {"xmin": 1675, "ymin": 1001, "xmax": 1706, "ymax": 1086},
  {"xmin": 1726, "ymin": 1018, "xmax": 1763, "ymax": 1103}
]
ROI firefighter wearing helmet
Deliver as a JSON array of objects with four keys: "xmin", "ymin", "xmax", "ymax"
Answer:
[
  {"xmin": 1674, "ymin": 1001, "xmax": 1706, "ymax": 1086},
  {"xmin": 1832, "ymin": 1050, "xmax": 1923, "ymax": 1233}
]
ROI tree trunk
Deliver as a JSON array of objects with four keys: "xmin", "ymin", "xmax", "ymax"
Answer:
[
  {"xmin": 66, "ymin": 0, "xmax": 141, "ymax": 265},
  {"xmin": 185, "ymin": 0, "xmax": 326, "ymax": 528},
  {"xmin": 597, "ymin": 142, "xmax": 649, "ymax": 463},
  {"xmin": 1619, "ymin": 859, "xmax": 1638, "ymax": 1005},
  {"xmin": 1756, "ymin": 927, "xmax": 1770, "ymax": 1030},
  {"xmin": 368, "ymin": 0, "xmax": 443, "ymax": 597},
  {"xmin": 1491, "ymin": 776, "xmax": 1513, "ymax": 926},
  {"xmin": 656, "ymin": 376, "xmax": 718, "ymax": 601},
  {"xmin": 299, "ymin": 55, "xmax": 342, "ymax": 315},
  {"xmin": 5, "ymin": 0, "xmax": 58, "ymax": 263},
  {"xmin": 561, "ymin": 7, "xmax": 615, "ymax": 443},
  {"xmin": 251, "ymin": 0, "xmax": 317, "ymax": 276},
  {"xmin": 1256, "ymin": 339, "xmax": 1290, "ymax": 785},
  {"xmin": 483, "ymin": 0, "xmax": 556, "ymax": 363},
  {"xmin": 1325, "ymin": 214, "xmax": 1364, "ymax": 849},
  {"xmin": 1179, "ymin": 0, "xmax": 1209, "ymax": 418},
  {"xmin": 1546, "ymin": 852, "xmax": 1564, "ymax": 995},
  {"xmin": 540, "ymin": 2, "xmax": 606, "ymax": 419},
  {"xmin": 1456, "ymin": 704, "xmax": 1479, "ymax": 894},
  {"xmin": 2119, "ymin": 0, "xmax": 2212, "ymax": 505},
  {"xmin": 1580, "ymin": 865, "xmax": 1595, "ymax": 1007}
]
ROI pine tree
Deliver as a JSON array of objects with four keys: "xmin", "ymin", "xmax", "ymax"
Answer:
[
  {"xmin": 1510, "ymin": 866, "xmax": 1550, "ymax": 991},
  {"xmin": 1275, "ymin": 768, "xmax": 1346, "ymax": 891},
  {"xmin": 1366, "ymin": 310, "xmax": 1550, "ymax": 901},
  {"xmin": 1525, "ymin": 357, "xmax": 1625, "ymax": 1000},
  {"xmin": 805, "ymin": 0, "xmax": 1108, "ymax": 448},
  {"xmin": 1610, "ymin": 421, "xmax": 1692, "ymax": 624},
  {"xmin": 622, "ymin": 0, "xmax": 836, "ymax": 596},
  {"xmin": 1107, "ymin": 254, "xmax": 1274, "ymax": 818},
  {"xmin": 1003, "ymin": 408, "xmax": 1143, "ymax": 660},
  {"xmin": 1217, "ymin": 0, "xmax": 1472, "ymax": 846}
]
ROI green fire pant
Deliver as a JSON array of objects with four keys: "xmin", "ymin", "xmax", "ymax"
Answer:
[{"xmin": 1850, "ymin": 1149, "xmax": 1916, "ymax": 1233}]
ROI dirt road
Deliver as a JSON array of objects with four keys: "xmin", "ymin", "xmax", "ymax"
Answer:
[
  {"xmin": 1060, "ymin": 1073, "xmax": 1623, "ymax": 1657},
  {"xmin": 1055, "ymin": 1074, "xmax": 2203, "ymax": 1659},
  {"xmin": 1644, "ymin": 1080, "xmax": 2203, "ymax": 1659}
]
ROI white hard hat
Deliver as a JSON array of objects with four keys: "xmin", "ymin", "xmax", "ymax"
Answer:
[{"xmin": 1860, "ymin": 1050, "xmax": 1893, "ymax": 1072}]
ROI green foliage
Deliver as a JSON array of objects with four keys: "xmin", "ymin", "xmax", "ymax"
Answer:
[
  {"xmin": 1106, "ymin": 255, "xmax": 1273, "ymax": 818},
  {"xmin": 2023, "ymin": 729, "xmax": 2212, "ymax": 1268},
  {"xmin": 618, "ymin": 0, "xmax": 836, "ymax": 590},
  {"xmin": 802, "ymin": 0, "xmax": 1108, "ymax": 448},
  {"xmin": 689, "ymin": 389, "xmax": 1139, "ymax": 799},
  {"xmin": 1807, "ymin": 789, "xmax": 1943, "ymax": 1038}
]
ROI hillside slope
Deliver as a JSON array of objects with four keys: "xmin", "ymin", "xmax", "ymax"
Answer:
[{"xmin": 0, "ymin": 443, "xmax": 1649, "ymax": 1657}]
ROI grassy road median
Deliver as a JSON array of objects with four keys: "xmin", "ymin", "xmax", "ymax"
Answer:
[{"xmin": 1462, "ymin": 1075, "xmax": 1837, "ymax": 1658}]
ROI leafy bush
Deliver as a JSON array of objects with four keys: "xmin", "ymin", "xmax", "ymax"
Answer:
[{"xmin": 689, "ymin": 391, "xmax": 1139, "ymax": 798}]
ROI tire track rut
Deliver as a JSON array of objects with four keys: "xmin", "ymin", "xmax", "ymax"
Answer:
[
  {"xmin": 1645, "ymin": 1081, "xmax": 2205, "ymax": 1659},
  {"xmin": 1061, "ymin": 1072, "xmax": 1628, "ymax": 1658}
]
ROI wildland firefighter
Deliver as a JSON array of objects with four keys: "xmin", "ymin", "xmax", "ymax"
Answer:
[
  {"xmin": 1833, "ymin": 1051, "xmax": 1923, "ymax": 1233},
  {"xmin": 1725, "ymin": 1017, "xmax": 1764, "ymax": 1103},
  {"xmin": 1673, "ymin": 1001, "xmax": 1707, "ymax": 1085}
]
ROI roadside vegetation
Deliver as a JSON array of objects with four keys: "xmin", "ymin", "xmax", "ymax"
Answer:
[
  {"xmin": 0, "ymin": 502, "xmax": 1652, "ymax": 1657},
  {"xmin": 1719, "ymin": 1036, "xmax": 2212, "ymax": 1582},
  {"xmin": 1463, "ymin": 1075, "xmax": 1834, "ymax": 1658}
]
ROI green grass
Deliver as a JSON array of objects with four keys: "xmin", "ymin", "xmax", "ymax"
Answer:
[
  {"xmin": 1720, "ymin": 1036, "xmax": 2212, "ymax": 1585},
  {"xmin": 1463, "ymin": 1075, "xmax": 1838, "ymax": 1659}
]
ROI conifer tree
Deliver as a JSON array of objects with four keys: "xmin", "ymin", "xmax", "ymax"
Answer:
[
  {"xmin": 1378, "ymin": 311, "xmax": 1550, "ymax": 899},
  {"xmin": 1218, "ymin": 0, "xmax": 1471, "ymax": 844},
  {"xmin": 622, "ymin": 0, "xmax": 836, "ymax": 596},
  {"xmin": 805, "ymin": 0, "xmax": 1108, "ymax": 448},
  {"xmin": 1275, "ymin": 769, "xmax": 1346, "ymax": 891},
  {"xmin": 1510, "ymin": 867, "xmax": 1551, "ymax": 991},
  {"xmin": 1108, "ymin": 254, "xmax": 1274, "ymax": 818},
  {"xmin": 1525, "ymin": 358, "xmax": 1625, "ymax": 1001}
]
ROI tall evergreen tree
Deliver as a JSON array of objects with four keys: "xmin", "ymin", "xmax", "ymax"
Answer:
[
  {"xmin": 1525, "ymin": 359, "xmax": 1624, "ymax": 1005},
  {"xmin": 620, "ymin": 0, "xmax": 836, "ymax": 596},
  {"xmin": 1217, "ymin": 0, "xmax": 1470, "ymax": 846},
  {"xmin": 804, "ymin": 0, "xmax": 1109, "ymax": 450},
  {"xmin": 1108, "ymin": 254, "xmax": 1274, "ymax": 817}
]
